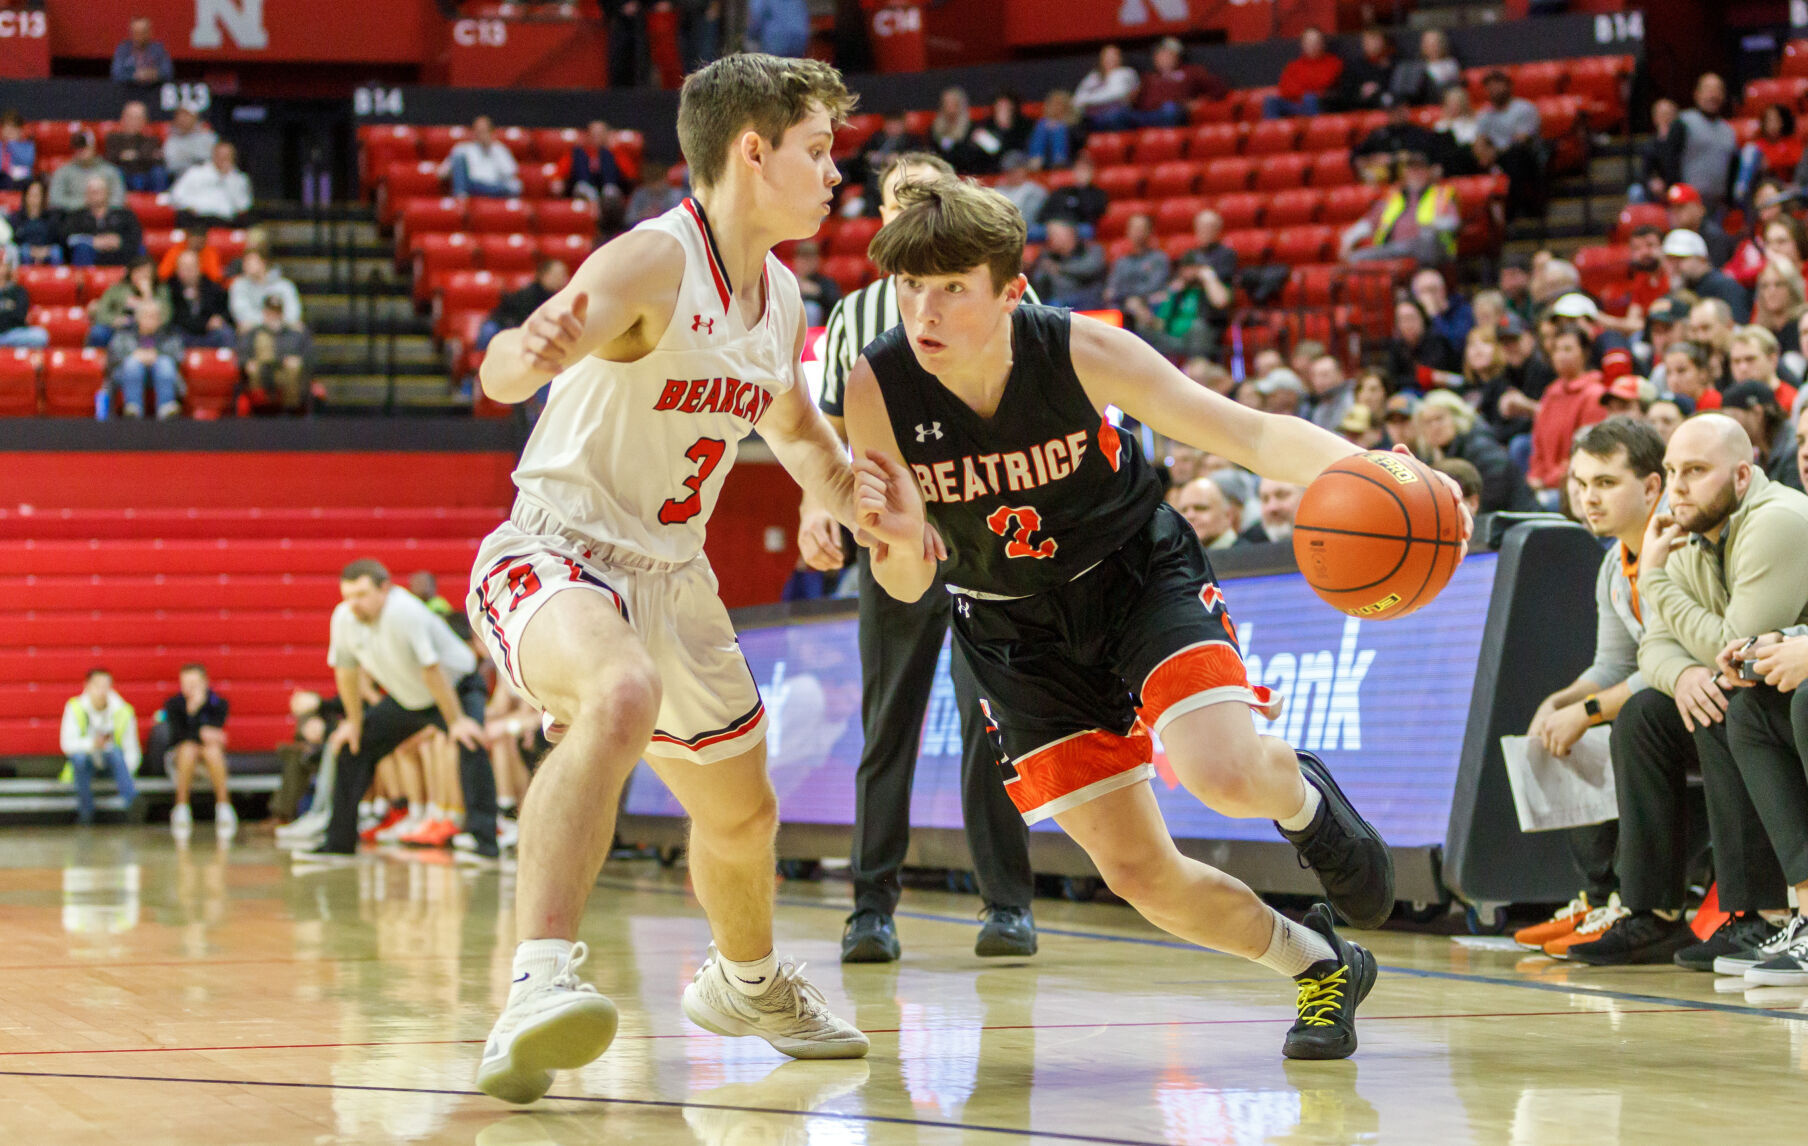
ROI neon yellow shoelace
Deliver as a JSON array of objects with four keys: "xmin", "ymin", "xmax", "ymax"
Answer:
[{"xmin": 1295, "ymin": 966, "xmax": 1349, "ymax": 1027}]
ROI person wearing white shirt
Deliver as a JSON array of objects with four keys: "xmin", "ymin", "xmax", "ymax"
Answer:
[
  {"xmin": 1073, "ymin": 44, "xmax": 1141, "ymax": 132},
  {"xmin": 162, "ymin": 107, "xmax": 219, "ymax": 178},
  {"xmin": 168, "ymin": 140, "xmax": 253, "ymax": 224},
  {"xmin": 441, "ymin": 116, "xmax": 522, "ymax": 198}
]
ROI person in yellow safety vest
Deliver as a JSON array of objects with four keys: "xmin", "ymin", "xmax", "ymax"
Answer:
[
  {"xmin": 59, "ymin": 667, "xmax": 141, "ymax": 825},
  {"xmin": 1340, "ymin": 150, "xmax": 1461, "ymax": 268}
]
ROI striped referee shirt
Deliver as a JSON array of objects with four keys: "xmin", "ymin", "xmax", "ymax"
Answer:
[{"xmin": 816, "ymin": 276, "xmax": 1039, "ymax": 417}]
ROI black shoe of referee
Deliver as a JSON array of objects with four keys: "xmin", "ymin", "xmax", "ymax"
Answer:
[{"xmin": 1276, "ymin": 752, "xmax": 1395, "ymax": 931}]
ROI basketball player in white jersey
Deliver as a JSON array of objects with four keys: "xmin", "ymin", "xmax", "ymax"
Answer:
[{"xmin": 466, "ymin": 55, "xmax": 905, "ymax": 1103}]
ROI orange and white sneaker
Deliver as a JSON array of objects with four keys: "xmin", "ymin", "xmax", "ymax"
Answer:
[
  {"xmin": 1544, "ymin": 896, "xmax": 1628, "ymax": 959},
  {"xmin": 1514, "ymin": 892, "xmax": 1595, "ymax": 950}
]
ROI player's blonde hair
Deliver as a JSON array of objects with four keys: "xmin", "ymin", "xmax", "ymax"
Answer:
[
  {"xmin": 677, "ymin": 53, "xmax": 856, "ymax": 189},
  {"xmin": 866, "ymin": 177, "xmax": 1026, "ymax": 295}
]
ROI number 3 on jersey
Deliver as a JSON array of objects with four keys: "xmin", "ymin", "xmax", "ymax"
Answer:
[
  {"xmin": 658, "ymin": 437, "xmax": 727, "ymax": 525},
  {"xmin": 986, "ymin": 504, "xmax": 1057, "ymax": 559}
]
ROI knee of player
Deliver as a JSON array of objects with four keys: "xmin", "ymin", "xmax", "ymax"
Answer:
[
  {"xmin": 574, "ymin": 662, "xmax": 662, "ymax": 737},
  {"xmin": 1169, "ymin": 743, "xmax": 1266, "ymax": 813},
  {"xmin": 1093, "ymin": 849, "xmax": 1179, "ymax": 907}
]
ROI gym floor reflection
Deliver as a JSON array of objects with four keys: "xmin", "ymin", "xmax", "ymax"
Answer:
[{"xmin": 1, "ymin": 828, "xmax": 1803, "ymax": 1145}]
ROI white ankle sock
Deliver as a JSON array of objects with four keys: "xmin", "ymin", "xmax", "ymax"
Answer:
[
  {"xmin": 1276, "ymin": 777, "xmax": 1322, "ymax": 833},
  {"xmin": 512, "ymin": 938, "xmax": 574, "ymax": 999},
  {"xmin": 718, "ymin": 949, "xmax": 779, "ymax": 996},
  {"xmin": 1252, "ymin": 909, "xmax": 1336, "ymax": 977}
]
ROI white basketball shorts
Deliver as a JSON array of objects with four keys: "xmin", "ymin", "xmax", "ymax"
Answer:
[{"xmin": 467, "ymin": 508, "xmax": 766, "ymax": 765}]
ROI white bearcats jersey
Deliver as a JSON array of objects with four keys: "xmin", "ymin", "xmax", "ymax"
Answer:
[{"xmin": 509, "ymin": 198, "xmax": 804, "ymax": 564}]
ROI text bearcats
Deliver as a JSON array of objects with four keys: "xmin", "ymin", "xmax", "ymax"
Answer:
[{"xmin": 653, "ymin": 377, "xmax": 775, "ymax": 422}]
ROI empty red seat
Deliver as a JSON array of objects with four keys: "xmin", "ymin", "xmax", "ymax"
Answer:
[
  {"xmin": 412, "ymin": 233, "xmax": 477, "ymax": 301},
  {"xmin": 1310, "ymin": 149, "xmax": 1356, "ymax": 187},
  {"xmin": 1221, "ymin": 229, "xmax": 1273, "ymax": 266},
  {"xmin": 494, "ymin": 125, "xmax": 533, "ymax": 159},
  {"xmin": 43, "ymin": 347, "xmax": 105, "ymax": 417},
  {"xmin": 903, "ymin": 110, "xmax": 936, "ymax": 137},
  {"xmin": 1265, "ymin": 188, "xmax": 1323, "ymax": 227},
  {"xmin": 401, "ymin": 197, "xmax": 467, "ymax": 243},
  {"xmin": 1154, "ymin": 195, "xmax": 1210, "ymax": 234},
  {"xmin": 531, "ymin": 127, "xmax": 582, "ymax": 162},
  {"xmin": 382, "ymin": 159, "xmax": 444, "ymax": 203},
  {"xmin": 1613, "ymin": 202, "xmax": 1668, "ymax": 242},
  {"xmin": 1132, "ymin": 127, "xmax": 1187, "ymax": 164},
  {"xmin": 1188, "ymin": 96, "xmax": 1237, "ymax": 125},
  {"xmin": 1785, "ymin": 41, "xmax": 1808, "ymax": 79},
  {"xmin": 1272, "ymin": 225, "xmax": 1336, "ymax": 266},
  {"xmin": 1144, "ymin": 160, "xmax": 1202, "ymax": 198},
  {"xmin": 1284, "ymin": 264, "xmax": 1341, "ymax": 307},
  {"xmin": 439, "ymin": 269, "xmax": 506, "ymax": 317},
  {"xmin": 516, "ymin": 161, "xmax": 562, "ymax": 200},
  {"xmin": 1449, "ymin": 174, "xmax": 1508, "ymax": 219},
  {"xmin": 1212, "ymin": 192, "xmax": 1264, "ymax": 230},
  {"xmin": 1187, "ymin": 122, "xmax": 1243, "ymax": 159},
  {"xmin": 1245, "ymin": 118, "xmax": 1302, "ymax": 156},
  {"xmin": 0, "ymin": 348, "xmax": 39, "ymax": 416},
  {"xmin": 1093, "ymin": 164, "xmax": 1145, "ymax": 199},
  {"xmin": 534, "ymin": 199, "xmax": 597, "ymax": 237},
  {"xmin": 469, "ymin": 197, "xmax": 534, "ymax": 233},
  {"xmin": 418, "ymin": 125, "xmax": 471, "ymax": 161},
  {"xmin": 1745, "ymin": 77, "xmax": 1808, "ymax": 115},
  {"xmin": 1574, "ymin": 244, "xmax": 1633, "ymax": 295},
  {"xmin": 1201, "ymin": 157, "xmax": 1257, "ymax": 194},
  {"xmin": 82, "ymin": 266, "xmax": 126, "ymax": 299},
  {"xmin": 479, "ymin": 233, "xmax": 538, "ymax": 273},
  {"xmin": 142, "ymin": 229, "xmax": 183, "ymax": 263},
  {"xmin": 17, "ymin": 265, "xmax": 79, "ymax": 306},
  {"xmin": 1158, "ymin": 232, "xmax": 1196, "ymax": 260},
  {"xmin": 1301, "ymin": 115, "xmax": 1357, "ymax": 152},
  {"xmin": 1534, "ymin": 96, "xmax": 1583, "ymax": 139},
  {"xmin": 1083, "ymin": 133, "xmax": 1132, "ymax": 167},
  {"xmin": 1096, "ymin": 199, "xmax": 1153, "ymax": 241},
  {"xmin": 1253, "ymin": 153, "xmax": 1313, "ymax": 192},
  {"xmin": 828, "ymin": 215, "xmax": 882, "ymax": 257},
  {"xmin": 32, "ymin": 120, "xmax": 80, "ymax": 158},
  {"xmin": 1510, "ymin": 61, "xmax": 1566, "ymax": 100},
  {"xmin": 537, "ymin": 233, "xmax": 592, "ymax": 266},
  {"xmin": 360, "ymin": 126, "xmax": 421, "ymax": 191},
  {"xmin": 125, "ymin": 192, "xmax": 177, "ymax": 230},
  {"xmin": 209, "ymin": 228, "xmax": 249, "ymax": 266},
  {"xmin": 1323, "ymin": 183, "xmax": 1385, "ymax": 225},
  {"xmin": 182, "ymin": 348, "xmax": 239, "ymax": 417},
  {"xmin": 821, "ymin": 255, "xmax": 871, "ymax": 294},
  {"xmin": 30, "ymin": 306, "xmax": 88, "ymax": 348}
]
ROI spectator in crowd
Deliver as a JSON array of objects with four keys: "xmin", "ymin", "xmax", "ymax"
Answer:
[
  {"xmin": 60, "ymin": 668, "xmax": 140, "ymax": 826},
  {"xmin": 161, "ymin": 664, "xmax": 235, "ymax": 838},
  {"xmin": 1637, "ymin": 295, "xmax": 1690, "ymax": 383},
  {"xmin": 409, "ymin": 570, "xmax": 454, "ymax": 616},
  {"xmin": 1689, "ymin": 301, "xmax": 1739, "ymax": 399},
  {"xmin": 1413, "ymin": 267, "xmax": 1473, "ymax": 349},
  {"xmin": 271, "ymin": 689, "xmax": 346, "ymax": 826},
  {"xmin": 928, "ymin": 87, "xmax": 998, "ymax": 175},
  {"xmin": 1726, "ymin": 185, "xmax": 1799, "ymax": 291},
  {"xmin": 1609, "ymin": 415, "xmax": 1808, "ymax": 970},
  {"xmin": 0, "ymin": 251, "xmax": 48, "ymax": 348},
  {"xmin": 1237, "ymin": 478, "xmax": 1302, "ymax": 545},
  {"xmin": 477, "ymin": 258, "xmax": 569, "ymax": 351},
  {"xmin": 48, "ymin": 134, "xmax": 125, "ymax": 214},
  {"xmin": 1128, "ymin": 222, "xmax": 1231, "ymax": 361},
  {"xmin": 1434, "ymin": 456, "xmax": 1482, "ymax": 514},
  {"xmin": 1385, "ymin": 297, "xmax": 1460, "ymax": 391},
  {"xmin": 1497, "ymin": 252, "xmax": 1534, "ymax": 321},
  {"xmin": 1264, "ymin": 27, "xmax": 1342, "ymax": 119},
  {"xmin": 854, "ymin": 111, "xmax": 928, "ymax": 190},
  {"xmin": 0, "ymin": 109, "xmax": 35, "ymax": 190},
  {"xmin": 239, "ymin": 296, "xmax": 313, "ymax": 413},
  {"xmin": 227, "ymin": 249, "xmax": 302, "ymax": 332},
  {"xmin": 1662, "ymin": 73, "xmax": 1738, "ymax": 213},
  {"xmin": 1751, "ymin": 256, "xmax": 1807, "ymax": 357},
  {"xmin": 1414, "ymin": 388, "xmax": 1539, "ymax": 513},
  {"xmin": 1645, "ymin": 396, "xmax": 1690, "ymax": 443},
  {"xmin": 602, "ymin": 0, "xmax": 649, "ymax": 87},
  {"xmin": 88, "ymin": 256, "xmax": 169, "ymax": 349},
  {"xmin": 1352, "ymin": 366, "xmax": 1392, "ymax": 427},
  {"xmin": 1722, "ymin": 636, "xmax": 1808, "ymax": 985},
  {"xmin": 1729, "ymin": 324, "xmax": 1800, "ymax": 411},
  {"xmin": 8, "ymin": 178, "xmax": 60, "ymax": 266},
  {"xmin": 981, "ymin": 92, "xmax": 1034, "ymax": 158},
  {"xmin": 156, "ymin": 227, "xmax": 224, "ymax": 283},
  {"xmin": 105, "ymin": 101, "xmax": 166, "ymax": 193},
  {"xmin": 1632, "ymin": 98, "xmax": 1680, "ymax": 203},
  {"xmin": 1662, "ymin": 340, "xmax": 1719, "ymax": 412},
  {"xmin": 1512, "ymin": 418, "xmax": 1666, "ymax": 956},
  {"xmin": 1331, "ymin": 27, "xmax": 1395, "ymax": 112},
  {"xmin": 1666, "ymin": 183, "xmax": 1734, "ymax": 267},
  {"xmin": 1304, "ymin": 354, "xmax": 1354, "ymax": 432},
  {"xmin": 169, "ymin": 140, "xmax": 253, "ymax": 225},
  {"xmin": 1381, "ymin": 391, "xmax": 1421, "ymax": 439},
  {"xmin": 108, "ymin": 296, "xmax": 185, "ymax": 419},
  {"xmin": 1024, "ymin": 90, "xmax": 1080, "ymax": 172},
  {"xmin": 111, "ymin": 16, "xmax": 173, "ymax": 85},
  {"xmin": 439, "ymin": 117, "xmax": 521, "ymax": 199},
  {"xmin": 790, "ymin": 240, "xmax": 842, "ymax": 327},
  {"xmin": 1174, "ymin": 475, "xmax": 1240, "ymax": 550},
  {"xmin": 1341, "ymin": 151, "xmax": 1459, "ymax": 267},
  {"xmin": 162, "ymin": 107, "xmax": 217, "ymax": 179},
  {"xmin": 63, "ymin": 176, "xmax": 142, "ymax": 268},
  {"xmin": 1719, "ymin": 380, "xmax": 1799, "ymax": 488},
  {"xmin": 1738, "ymin": 105, "xmax": 1802, "ymax": 204},
  {"xmin": 1135, "ymin": 38, "xmax": 1227, "ymax": 127},
  {"xmin": 1390, "ymin": 29, "xmax": 1461, "ymax": 108},
  {"xmin": 1458, "ymin": 325, "xmax": 1510, "ymax": 413},
  {"xmin": 746, "ymin": 0, "xmax": 810, "ymax": 58},
  {"xmin": 167, "ymin": 247, "xmax": 234, "ymax": 348},
  {"xmin": 1254, "ymin": 367, "xmax": 1307, "ymax": 416},
  {"xmin": 1434, "ymin": 88, "xmax": 1481, "ymax": 167},
  {"xmin": 1103, "ymin": 214, "xmax": 1169, "ymax": 312},
  {"xmin": 1526, "ymin": 324, "xmax": 1609, "ymax": 497},
  {"xmin": 1352, "ymin": 102, "xmax": 1451, "ymax": 184},
  {"xmin": 625, "ymin": 162, "xmax": 682, "ymax": 225},
  {"xmin": 1603, "ymin": 225, "xmax": 1672, "ymax": 331},
  {"xmin": 1036, "ymin": 154, "xmax": 1107, "ymax": 234},
  {"xmin": 563, "ymin": 120, "xmax": 629, "ymax": 225},
  {"xmin": 1474, "ymin": 70, "xmax": 1545, "ymax": 221},
  {"xmin": 994, "ymin": 152, "xmax": 1047, "ymax": 224},
  {"xmin": 1027, "ymin": 220, "xmax": 1106, "ymax": 309},
  {"xmin": 1667, "ymin": 230, "xmax": 1750, "ymax": 321},
  {"xmin": 1073, "ymin": 44, "xmax": 1141, "ymax": 133}
]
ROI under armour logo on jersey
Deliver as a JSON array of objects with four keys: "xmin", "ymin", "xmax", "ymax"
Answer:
[
  {"xmin": 915, "ymin": 422, "xmax": 943, "ymax": 442},
  {"xmin": 692, "ymin": 314, "xmax": 714, "ymax": 334},
  {"xmin": 955, "ymin": 597, "xmax": 972, "ymax": 617}
]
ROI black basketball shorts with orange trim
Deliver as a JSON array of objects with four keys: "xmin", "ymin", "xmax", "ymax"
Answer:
[{"xmin": 952, "ymin": 504, "xmax": 1273, "ymax": 825}]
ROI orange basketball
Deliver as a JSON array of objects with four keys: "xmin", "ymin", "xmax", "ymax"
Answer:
[{"xmin": 1291, "ymin": 450, "xmax": 1465, "ymax": 620}]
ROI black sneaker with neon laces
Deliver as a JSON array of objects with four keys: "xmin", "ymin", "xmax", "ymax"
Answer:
[
  {"xmin": 1282, "ymin": 903, "xmax": 1378, "ymax": 1061},
  {"xmin": 1277, "ymin": 753, "xmax": 1396, "ymax": 930}
]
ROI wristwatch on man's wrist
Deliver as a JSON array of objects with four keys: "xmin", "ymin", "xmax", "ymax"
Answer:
[{"xmin": 1583, "ymin": 695, "xmax": 1604, "ymax": 725}]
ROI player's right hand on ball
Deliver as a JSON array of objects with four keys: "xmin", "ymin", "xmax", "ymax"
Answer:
[{"xmin": 521, "ymin": 292, "xmax": 590, "ymax": 377}]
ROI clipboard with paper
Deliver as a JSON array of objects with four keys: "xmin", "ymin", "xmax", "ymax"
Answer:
[{"xmin": 1499, "ymin": 726, "xmax": 1618, "ymax": 833}]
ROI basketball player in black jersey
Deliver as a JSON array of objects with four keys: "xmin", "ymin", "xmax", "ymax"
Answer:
[{"xmin": 842, "ymin": 178, "xmax": 1473, "ymax": 1060}]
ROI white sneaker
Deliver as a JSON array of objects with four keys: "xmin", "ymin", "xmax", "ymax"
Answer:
[
  {"xmin": 288, "ymin": 847, "xmax": 359, "ymax": 869},
  {"xmin": 476, "ymin": 942, "xmax": 619, "ymax": 1104},
  {"xmin": 170, "ymin": 803, "xmax": 193, "ymax": 835},
  {"xmin": 275, "ymin": 809, "xmax": 330, "ymax": 843},
  {"xmin": 377, "ymin": 815, "xmax": 423, "ymax": 844},
  {"xmin": 215, "ymin": 803, "xmax": 238, "ymax": 838},
  {"xmin": 497, "ymin": 819, "xmax": 519, "ymax": 850},
  {"xmin": 680, "ymin": 945, "xmax": 869, "ymax": 1060}
]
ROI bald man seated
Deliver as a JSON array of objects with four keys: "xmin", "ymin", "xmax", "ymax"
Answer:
[
  {"xmin": 1172, "ymin": 474, "xmax": 1243, "ymax": 550},
  {"xmin": 1576, "ymin": 414, "xmax": 1808, "ymax": 969}
]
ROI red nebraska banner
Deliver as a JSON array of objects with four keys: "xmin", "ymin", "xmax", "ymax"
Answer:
[{"xmin": 47, "ymin": 0, "xmax": 437, "ymax": 65}]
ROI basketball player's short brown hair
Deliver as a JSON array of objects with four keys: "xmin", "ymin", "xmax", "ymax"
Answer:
[
  {"xmin": 867, "ymin": 177, "xmax": 1026, "ymax": 295},
  {"xmin": 678, "ymin": 53, "xmax": 856, "ymax": 189},
  {"xmin": 876, "ymin": 150, "xmax": 954, "ymax": 198}
]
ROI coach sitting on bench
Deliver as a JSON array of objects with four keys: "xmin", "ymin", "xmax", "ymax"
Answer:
[{"xmin": 294, "ymin": 559, "xmax": 501, "ymax": 863}]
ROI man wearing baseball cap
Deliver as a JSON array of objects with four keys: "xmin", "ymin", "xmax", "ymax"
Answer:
[
  {"xmin": 1666, "ymin": 183, "xmax": 1735, "ymax": 266},
  {"xmin": 1597, "ymin": 349, "xmax": 1650, "ymax": 416},
  {"xmin": 1665, "ymin": 228, "xmax": 1751, "ymax": 321},
  {"xmin": 1720, "ymin": 380, "xmax": 1801, "ymax": 487},
  {"xmin": 1641, "ymin": 295, "xmax": 1692, "ymax": 385}
]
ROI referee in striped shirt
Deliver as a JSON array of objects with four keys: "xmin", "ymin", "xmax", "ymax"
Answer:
[{"xmin": 800, "ymin": 152, "xmax": 1037, "ymax": 963}]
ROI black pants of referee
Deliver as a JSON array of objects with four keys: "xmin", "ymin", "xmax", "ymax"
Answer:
[
  {"xmin": 1727, "ymin": 685, "xmax": 1808, "ymax": 889},
  {"xmin": 323, "ymin": 671, "xmax": 499, "ymax": 856},
  {"xmin": 849, "ymin": 551, "xmax": 1034, "ymax": 917},
  {"xmin": 1612, "ymin": 686, "xmax": 1786, "ymax": 913}
]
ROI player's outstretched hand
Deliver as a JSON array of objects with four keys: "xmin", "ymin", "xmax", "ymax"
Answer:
[
  {"xmin": 852, "ymin": 449, "xmax": 928, "ymax": 558},
  {"xmin": 1391, "ymin": 443, "xmax": 1472, "ymax": 559},
  {"xmin": 520, "ymin": 292, "xmax": 590, "ymax": 377},
  {"xmin": 797, "ymin": 506, "xmax": 845, "ymax": 572}
]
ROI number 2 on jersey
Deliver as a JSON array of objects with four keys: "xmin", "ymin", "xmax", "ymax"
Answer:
[
  {"xmin": 658, "ymin": 437, "xmax": 727, "ymax": 525},
  {"xmin": 985, "ymin": 504, "xmax": 1057, "ymax": 559}
]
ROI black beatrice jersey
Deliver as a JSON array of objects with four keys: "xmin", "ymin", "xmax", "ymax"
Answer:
[{"xmin": 865, "ymin": 304, "xmax": 1163, "ymax": 597}]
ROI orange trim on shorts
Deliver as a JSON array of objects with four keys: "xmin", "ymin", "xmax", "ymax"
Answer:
[
  {"xmin": 1006, "ymin": 726, "xmax": 1153, "ymax": 820},
  {"xmin": 1137, "ymin": 641, "xmax": 1271, "ymax": 730}
]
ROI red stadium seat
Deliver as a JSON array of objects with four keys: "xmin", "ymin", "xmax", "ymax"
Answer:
[
  {"xmin": 383, "ymin": 159, "xmax": 444, "ymax": 201},
  {"xmin": 469, "ymin": 197, "xmax": 535, "ymax": 233},
  {"xmin": 1104, "ymin": 237, "xmax": 1137, "ymax": 262},
  {"xmin": 142, "ymin": 228, "xmax": 182, "ymax": 262},
  {"xmin": 1510, "ymin": 61, "xmax": 1566, "ymax": 100},
  {"xmin": 516, "ymin": 161, "xmax": 562, "ymax": 200},
  {"xmin": 1187, "ymin": 96, "xmax": 1237, "ymax": 125},
  {"xmin": 1301, "ymin": 114, "xmax": 1358, "ymax": 152},
  {"xmin": 1272, "ymin": 225, "xmax": 1336, "ymax": 266},
  {"xmin": 1253, "ymin": 153, "xmax": 1313, "ymax": 192},
  {"xmin": 209, "ymin": 228, "xmax": 249, "ymax": 265},
  {"xmin": 43, "ymin": 348, "xmax": 105, "ymax": 417},
  {"xmin": 1096, "ymin": 199, "xmax": 1152, "ymax": 241},
  {"xmin": 533, "ymin": 198, "xmax": 597, "ymax": 237},
  {"xmin": 32, "ymin": 121, "xmax": 81, "ymax": 158},
  {"xmin": 1220, "ymin": 228, "xmax": 1272, "ymax": 266},
  {"xmin": 1264, "ymin": 188, "xmax": 1323, "ymax": 227},
  {"xmin": 1310, "ymin": 149, "xmax": 1356, "ymax": 187},
  {"xmin": 412, "ymin": 233, "xmax": 476, "ymax": 301},
  {"xmin": 1200, "ymin": 157, "xmax": 1257, "ymax": 194},
  {"xmin": 418, "ymin": 125, "xmax": 472, "ymax": 161},
  {"xmin": 17, "ymin": 265, "xmax": 79, "ymax": 306},
  {"xmin": 401, "ymin": 196, "xmax": 467, "ymax": 240},
  {"xmin": 828, "ymin": 215, "xmax": 881, "ymax": 257},
  {"xmin": 125, "ymin": 192, "xmax": 177, "ymax": 230},
  {"xmin": 1236, "ymin": 88, "xmax": 1278, "ymax": 121},
  {"xmin": 1351, "ymin": 110, "xmax": 1390, "ymax": 136},
  {"xmin": 821, "ymin": 255, "xmax": 871, "ymax": 294},
  {"xmin": 1245, "ymin": 118, "xmax": 1302, "ymax": 156},
  {"xmin": 1158, "ymin": 233, "xmax": 1196, "ymax": 260},
  {"xmin": 1186, "ymin": 122, "xmax": 1242, "ymax": 159},
  {"xmin": 479, "ymin": 233, "xmax": 538, "ymax": 273},
  {"xmin": 1785, "ymin": 41, "xmax": 1808, "ymax": 79},
  {"xmin": 1323, "ymin": 183, "xmax": 1385, "ymax": 225},
  {"xmin": 1154, "ymin": 195, "xmax": 1210, "ymax": 234},
  {"xmin": 1284, "ymin": 264, "xmax": 1340, "ymax": 307},
  {"xmin": 0, "ymin": 348, "xmax": 39, "ymax": 416},
  {"xmin": 1534, "ymin": 96, "xmax": 1583, "ymax": 140},
  {"xmin": 1082, "ymin": 133, "xmax": 1132, "ymax": 168},
  {"xmin": 29, "ymin": 306, "xmax": 88, "ymax": 348},
  {"xmin": 1144, "ymin": 160, "xmax": 1202, "ymax": 198},
  {"xmin": 537, "ymin": 233, "xmax": 592, "ymax": 265},
  {"xmin": 182, "ymin": 348, "xmax": 239, "ymax": 417},
  {"xmin": 1132, "ymin": 127, "xmax": 1186, "ymax": 164},
  {"xmin": 82, "ymin": 266, "xmax": 126, "ymax": 299},
  {"xmin": 1744, "ymin": 77, "xmax": 1808, "ymax": 116},
  {"xmin": 903, "ymin": 110, "xmax": 935, "ymax": 137},
  {"xmin": 531, "ymin": 127, "xmax": 582, "ymax": 162},
  {"xmin": 1448, "ymin": 174, "xmax": 1507, "ymax": 218},
  {"xmin": 1613, "ymin": 202, "xmax": 1669, "ymax": 242},
  {"xmin": 1212, "ymin": 192, "xmax": 1263, "ymax": 230},
  {"xmin": 360, "ymin": 125, "xmax": 421, "ymax": 190},
  {"xmin": 836, "ymin": 112, "xmax": 884, "ymax": 151},
  {"xmin": 494, "ymin": 126, "xmax": 533, "ymax": 159},
  {"xmin": 1574, "ymin": 244, "xmax": 1632, "ymax": 295},
  {"xmin": 1094, "ymin": 164, "xmax": 1145, "ymax": 199},
  {"xmin": 439, "ymin": 269, "xmax": 506, "ymax": 317}
]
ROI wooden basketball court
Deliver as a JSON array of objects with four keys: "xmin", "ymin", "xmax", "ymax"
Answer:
[{"xmin": 2, "ymin": 827, "xmax": 1802, "ymax": 1145}]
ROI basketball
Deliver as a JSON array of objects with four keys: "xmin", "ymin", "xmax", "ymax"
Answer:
[{"xmin": 1291, "ymin": 451, "xmax": 1465, "ymax": 620}]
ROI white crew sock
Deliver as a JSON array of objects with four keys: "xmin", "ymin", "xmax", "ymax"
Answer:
[
  {"xmin": 511, "ymin": 938, "xmax": 575, "ymax": 1001},
  {"xmin": 1252, "ymin": 909, "xmax": 1336, "ymax": 977},
  {"xmin": 1276, "ymin": 776, "xmax": 1323, "ymax": 833},
  {"xmin": 718, "ymin": 949, "xmax": 780, "ymax": 997}
]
